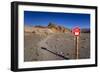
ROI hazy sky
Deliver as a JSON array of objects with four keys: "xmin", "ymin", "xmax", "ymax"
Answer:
[{"xmin": 24, "ymin": 11, "xmax": 90, "ymax": 29}]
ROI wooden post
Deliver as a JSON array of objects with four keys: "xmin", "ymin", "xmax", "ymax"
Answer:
[
  {"xmin": 76, "ymin": 36, "xmax": 79, "ymax": 59},
  {"xmin": 75, "ymin": 36, "xmax": 79, "ymax": 59}
]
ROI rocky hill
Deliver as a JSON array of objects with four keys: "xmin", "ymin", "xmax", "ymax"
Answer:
[
  {"xmin": 48, "ymin": 22, "xmax": 70, "ymax": 33},
  {"xmin": 24, "ymin": 23, "xmax": 70, "ymax": 35}
]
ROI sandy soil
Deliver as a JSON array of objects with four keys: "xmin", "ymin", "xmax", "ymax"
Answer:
[{"xmin": 24, "ymin": 32, "xmax": 90, "ymax": 62}]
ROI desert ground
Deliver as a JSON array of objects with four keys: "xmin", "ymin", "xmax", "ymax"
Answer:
[{"xmin": 24, "ymin": 25, "xmax": 90, "ymax": 62}]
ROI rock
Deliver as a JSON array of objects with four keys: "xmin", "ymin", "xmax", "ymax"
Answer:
[{"xmin": 48, "ymin": 22, "xmax": 69, "ymax": 33}]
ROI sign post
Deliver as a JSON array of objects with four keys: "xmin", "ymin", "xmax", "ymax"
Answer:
[{"xmin": 72, "ymin": 27, "xmax": 80, "ymax": 59}]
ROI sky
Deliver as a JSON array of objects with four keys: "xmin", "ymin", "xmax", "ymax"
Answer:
[{"xmin": 24, "ymin": 11, "xmax": 90, "ymax": 29}]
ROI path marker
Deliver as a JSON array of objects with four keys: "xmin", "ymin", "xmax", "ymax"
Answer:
[{"xmin": 72, "ymin": 27, "xmax": 80, "ymax": 59}]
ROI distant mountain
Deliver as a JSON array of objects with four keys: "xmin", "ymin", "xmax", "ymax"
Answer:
[{"xmin": 81, "ymin": 28, "xmax": 90, "ymax": 33}]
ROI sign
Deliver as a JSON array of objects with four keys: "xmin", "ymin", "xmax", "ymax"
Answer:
[
  {"xmin": 72, "ymin": 27, "xmax": 80, "ymax": 36},
  {"xmin": 72, "ymin": 27, "xmax": 80, "ymax": 59}
]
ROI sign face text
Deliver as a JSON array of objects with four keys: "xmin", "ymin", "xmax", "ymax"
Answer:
[{"xmin": 72, "ymin": 27, "xmax": 80, "ymax": 36}]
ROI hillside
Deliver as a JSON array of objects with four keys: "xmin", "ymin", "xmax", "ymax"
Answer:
[{"xmin": 24, "ymin": 23, "xmax": 71, "ymax": 35}]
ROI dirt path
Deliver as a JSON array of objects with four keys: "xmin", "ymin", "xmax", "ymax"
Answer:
[{"xmin": 37, "ymin": 33, "xmax": 75, "ymax": 61}]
